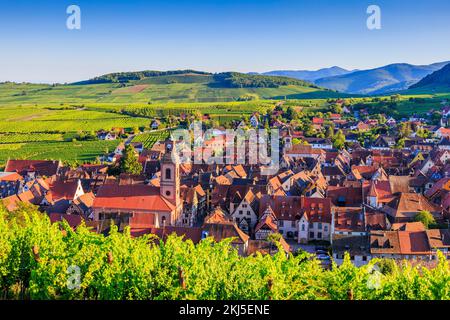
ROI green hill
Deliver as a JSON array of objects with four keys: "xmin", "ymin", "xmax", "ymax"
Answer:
[
  {"xmin": 409, "ymin": 63, "xmax": 450, "ymax": 90},
  {"xmin": 0, "ymin": 70, "xmax": 347, "ymax": 105}
]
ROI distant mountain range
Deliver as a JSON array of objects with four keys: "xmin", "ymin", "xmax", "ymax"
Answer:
[
  {"xmin": 254, "ymin": 61, "xmax": 450, "ymax": 95},
  {"xmin": 258, "ymin": 66, "xmax": 355, "ymax": 82},
  {"xmin": 409, "ymin": 63, "xmax": 450, "ymax": 91},
  {"xmin": 314, "ymin": 62, "xmax": 450, "ymax": 95}
]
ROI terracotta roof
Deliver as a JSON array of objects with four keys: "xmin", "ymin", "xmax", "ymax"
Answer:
[
  {"xmin": 259, "ymin": 195, "xmax": 302, "ymax": 221},
  {"xmin": 0, "ymin": 172, "xmax": 23, "ymax": 182},
  {"xmin": 202, "ymin": 222, "xmax": 249, "ymax": 245},
  {"xmin": 48, "ymin": 213, "xmax": 84, "ymax": 229},
  {"xmin": 351, "ymin": 165, "xmax": 378, "ymax": 180},
  {"xmin": 391, "ymin": 222, "xmax": 426, "ymax": 232},
  {"xmin": 259, "ymin": 195, "xmax": 331, "ymax": 222},
  {"xmin": 365, "ymin": 212, "xmax": 387, "ymax": 230},
  {"xmin": 93, "ymin": 185, "xmax": 175, "ymax": 212},
  {"xmin": 367, "ymin": 180, "xmax": 394, "ymax": 203},
  {"xmin": 332, "ymin": 235, "xmax": 370, "ymax": 255},
  {"xmin": 388, "ymin": 176, "xmax": 412, "ymax": 194},
  {"xmin": 327, "ymin": 186, "xmax": 363, "ymax": 206},
  {"xmin": 426, "ymin": 229, "xmax": 450, "ymax": 249},
  {"xmin": 2, "ymin": 195, "xmax": 22, "ymax": 211},
  {"xmin": 254, "ymin": 212, "xmax": 278, "ymax": 233},
  {"xmin": 334, "ymin": 207, "xmax": 365, "ymax": 232},
  {"xmin": 312, "ymin": 117, "xmax": 324, "ymax": 124},
  {"xmin": 204, "ymin": 207, "xmax": 232, "ymax": 224},
  {"xmin": 285, "ymin": 144, "xmax": 324, "ymax": 156},
  {"xmin": 5, "ymin": 160, "xmax": 60, "ymax": 177},
  {"xmin": 425, "ymin": 177, "xmax": 450, "ymax": 198},
  {"xmin": 370, "ymin": 230, "xmax": 431, "ymax": 255},
  {"xmin": 302, "ymin": 197, "xmax": 332, "ymax": 223},
  {"xmin": 48, "ymin": 180, "xmax": 81, "ymax": 201},
  {"xmin": 215, "ymin": 175, "xmax": 232, "ymax": 185},
  {"xmin": 73, "ymin": 192, "xmax": 95, "ymax": 208},
  {"xmin": 383, "ymin": 193, "xmax": 442, "ymax": 220}
]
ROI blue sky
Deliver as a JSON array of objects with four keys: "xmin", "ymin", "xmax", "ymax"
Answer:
[{"xmin": 0, "ymin": 0, "xmax": 449, "ymax": 83}]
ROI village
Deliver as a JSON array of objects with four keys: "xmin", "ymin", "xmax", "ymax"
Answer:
[{"xmin": 2, "ymin": 101, "xmax": 450, "ymax": 268}]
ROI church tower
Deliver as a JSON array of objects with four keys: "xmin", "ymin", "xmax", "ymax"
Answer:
[{"xmin": 160, "ymin": 142, "xmax": 181, "ymax": 209}]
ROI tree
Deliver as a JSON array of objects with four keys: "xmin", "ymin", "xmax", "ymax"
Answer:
[
  {"xmin": 390, "ymin": 94, "xmax": 401, "ymax": 102},
  {"xmin": 285, "ymin": 106, "xmax": 297, "ymax": 121},
  {"xmin": 292, "ymin": 138, "xmax": 309, "ymax": 145},
  {"xmin": 395, "ymin": 138, "xmax": 405, "ymax": 149},
  {"xmin": 304, "ymin": 124, "xmax": 315, "ymax": 137},
  {"xmin": 331, "ymin": 104, "xmax": 343, "ymax": 114},
  {"xmin": 119, "ymin": 144, "xmax": 142, "ymax": 175},
  {"xmin": 414, "ymin": 210, "xmax": 435, "ymax": 229},
  {"xmin": 399, "ymin": 122, "xmax": 412, "ymax": 138},
  {"xmin": 333, "ymin": 130, "xmax": 346, "ymax": 149},
  {"xmin": 325, "ymin": 126, "xmax": 334, "ymax": 139}
]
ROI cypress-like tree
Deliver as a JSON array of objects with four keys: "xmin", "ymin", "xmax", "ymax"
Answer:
[{"xmin": 120, "ymin": 144, "xmax": 142, "ymax": 175}]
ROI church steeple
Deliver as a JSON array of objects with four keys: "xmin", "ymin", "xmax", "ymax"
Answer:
[{"xmin": 160, "ymin": 144, "xmax": 181, "ymax": 208}]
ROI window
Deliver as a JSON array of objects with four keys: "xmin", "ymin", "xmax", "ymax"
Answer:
[
  {"xmin": 247, "ymin": 211, "xmax": 250, "ymax": 216},
  {"xmin": 279, "ymin": 220, "xmax": 284, "ymax": 227},
  {"xmin": 291, "ymin": 221, "xmax": 296, "ymax": 228},
  {"xmin": 239, "ymin": 210, "xmax": 243, "ymax": 215},
  {"xmin": 309, "ymin": 232, "xmax": 314, "ymax": 238},
  {"xmin": 165, "ymin": 168, "xmax": 171, "ymax": 180},
  {"xmin": 324, "ymin": 225, "xmax": 328, "ymax": 232},
  {"xmin": 301, "ymin": 224, "xmax": 305, "ymax": 231},
  {"xmin": 165, "ymin": 190, "xmax": 171, "ymax": 196},
  {"xmin": 317, "ymin": 232, "xmax": 322, "ymax": 239},
  {"xmin": 362, "ymin": 256, "xmax": 367, "ymax": 262},
  {"xmin": 318, "ymin": 223, "xmax": 322, "ymax": 230}
]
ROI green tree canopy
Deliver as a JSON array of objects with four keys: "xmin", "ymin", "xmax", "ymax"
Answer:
[
  {"xmin": 414, "ymin": 210, "xmax": 436, "ymax": 229},
  {"xmin": 332, "ymin": 129, "xmax": 346, "ymax": 149},
  {"xmin": 120, "ymin": 144, "xmax": 142, "ymax": 175}
]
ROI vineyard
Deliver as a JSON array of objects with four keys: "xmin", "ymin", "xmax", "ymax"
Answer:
[
  {"xmin": 132, "ymin": 131, "xmax": 171, "ymax": 148},
  {"xmin": 0, "ymin": 140, "xmax": 119, "ymax": 165},
  {"xmin": 1, "ymin": 206, "xmax": 450, "ymax": 300}
]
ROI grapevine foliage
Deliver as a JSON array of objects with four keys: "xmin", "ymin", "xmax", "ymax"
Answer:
[{"xmin": 0, "ymin": 205, "xmax": 449, "ymax": 300}]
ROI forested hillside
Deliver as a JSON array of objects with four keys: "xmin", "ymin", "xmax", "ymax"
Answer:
[
  {"xmin": 74, "ymin": 70, "xmax": 321, "ymax": 89},
  {"xmin": 410, "ymin": 63, "xmax": 450, "ymax": 90}
]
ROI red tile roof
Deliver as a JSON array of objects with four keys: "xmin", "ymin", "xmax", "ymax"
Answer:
[
  {"xmin": 93, "ymin": 185, "xmax": 175, "ymax": 212},
  {"xmin": 0, "ymin": 172, "xmax": 23, "ymax": 181},
  {"xmin": 5, "ymin": 160, "xmax": 60, "ymax": 177},
  {"xmin": 48, "ymin": 180, "xmax": 80, "ymax": 201},
  {"xmin": 48, "ymin": 213, "xmax": 84, "ymax": 229}
]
